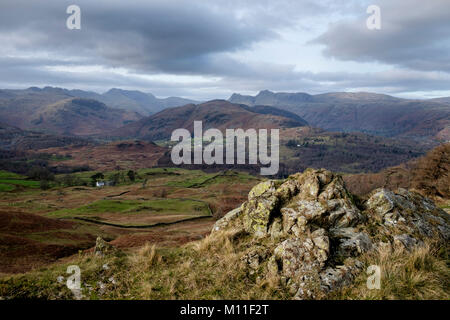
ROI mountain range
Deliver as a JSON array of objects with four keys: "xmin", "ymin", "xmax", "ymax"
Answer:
[
  {"xmin": 229, "ymin": 90, "xmax": 450, "ymax": 141},
  {"xmin": 0, "ymin": 87, "xmax": 198, "ymax": 136},
  {"xmin": 0, "ymin": 87, "xmax": 444, "ymax": 178},
  {"xmin": 0, "ymin": 87, "xmax": 449, "ymax": 144},
  {"xmin": 65, "ymin": 87, "xmax": 198, "ymax": 115}
]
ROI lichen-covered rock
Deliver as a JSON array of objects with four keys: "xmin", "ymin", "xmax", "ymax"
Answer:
[
  {"xmin": 393, "ymin": 234, "xmax": 422, "ymax": 251},
  {"xmin": 212, "ymin": 206, "xmax": 243, "ymax": 233},
  {"xmin": 319, "ymin": 262, "xmax": 362, "ymax": 295},
  {"xmin": 268, "ymin": 217, "xmax": 284, "ymax": 240},
  {"xmin": 241, "ymin": 247, "xmax": 269, "ymax": 274},
  {"xmin": 311, "ymin": 228, "xmax": 329, "ymax": 253},
  {"xmin": 272, "ymin": 235, "xmax": 328, "ymax": 283},
  {"xmin": 242, "ymin": 180, "xmax": 280, "ymax": 237},
  {"xmin": 365, "ymin": 188, "xmax": 450, "ymax": 240},
  {"xmin": 330, "ymin": 228, "xmax": 373, "ymax": 257},
  {"xmin": 211, "ymin": 169, "xmax": 450, "ymax": 299}
]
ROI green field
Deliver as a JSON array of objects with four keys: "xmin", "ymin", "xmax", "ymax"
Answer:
[
  {"xmin": 0, "ymin": 170, "xmax": 40, "ymax": 191},
  {"xmin": 0, "ymin": 179, "xmax": 40, "ymax": 188},
  {"xmin": 0, "ymin": 170, "xmax": 25, "ymax": 179},
  {"xmin": 0, "ymin": 183, "xmax": 15, "ymax": 192},
  {"xmin": 47, "ymin": 198, "xmax": 210, "ymax": 219},
  {"xmin": 165, "ymin": 170, "xmax": 259, "ymax": 188}
]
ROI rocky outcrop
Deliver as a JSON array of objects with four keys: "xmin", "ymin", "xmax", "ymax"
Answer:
[
  {"xmin": 364, "ymin": 188, "xmax": 449, "ymax": 241},
  {"xmin": 212, "ymin": 169, "xmax": 449, "ymax": 299}
]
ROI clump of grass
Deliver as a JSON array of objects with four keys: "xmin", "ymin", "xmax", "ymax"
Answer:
[
  {"xmin": 129, "ymin": 243, "xmax": 162, "ymax": 272},
  {"xmin": 329, "ymin": 241, "xmax": 449, "ymax": 300},
  {"xmin": 107, "ymin": 230, "xmax": 289, "ymax": 300}
]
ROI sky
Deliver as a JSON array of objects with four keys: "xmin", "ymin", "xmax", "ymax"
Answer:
[{"xmin": 0, "ymin": 0, "xmax": 449, "ymax": 100}]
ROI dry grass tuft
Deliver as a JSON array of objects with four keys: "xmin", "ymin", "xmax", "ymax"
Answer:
[
  {"xmin": 330, "ymin": 241, "xmax": 449, "ymax": 300},
  {"xmin": 114, "ymin": 229, "xmax": 289, "ymax": 299},
  {"xmin": 130, "ymin": 242, "xmax": 161, "ymax": 271}
]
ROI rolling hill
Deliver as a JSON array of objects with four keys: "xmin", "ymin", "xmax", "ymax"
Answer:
[
  {"xmin": 99, "ymin": 88, "xmax": 198, "ymax": 116},
  {"xmin": 38, "ymin": 140, "xmax": 167, "ymax": 172},
  {"xmin": 0, "ymin": 123, "xmax": 90, "ymax": 151},
  {"xmin": 229, "ymin": 90, "xmax": 450, "ymax": 141},
  {"xmin": 0, "ymin": 87, "xmax": 73, "ymax": 129},
  {"xmin": 0, "ymin": 88, "xmax": 142, "ymax": 135},
  {"xmin": 12, "ymin": 86, "xmax": 198, "ymax": 116},
  {"xmin": 431, "ymin": 97, "xmax": 450, "ymax": 104},
  {"xmin": 109, "ymin": 100, "xmax": 308, "ymax": 141},
  {"xmin": 29, "ymin": 98, "xmax": 141, "ymax": 136},
  {"xmin": 0, "ymin": 87, "xmax": 198, "ymax": 135}
]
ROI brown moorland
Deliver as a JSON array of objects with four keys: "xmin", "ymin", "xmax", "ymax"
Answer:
[{"xmin": 36, "ymin": 140, "xmax": 166, "ymax": 172}]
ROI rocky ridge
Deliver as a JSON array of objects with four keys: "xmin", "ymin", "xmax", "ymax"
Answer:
[{"xmin": 212, "ymin": 169, "xmax": 449, "ymax": 299}]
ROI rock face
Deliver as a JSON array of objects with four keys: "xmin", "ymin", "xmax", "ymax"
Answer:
[{"xmin": 212, "ymin": 169, "xmax": 449, "ymax": 299}]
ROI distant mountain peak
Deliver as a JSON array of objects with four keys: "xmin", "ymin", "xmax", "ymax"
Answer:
[
  {"xmin": 257, "ymin": 89, "xmax": 274, "ymax": 95},
  {"xmin": 26, "ymin": 86, "xmax": 42, "ymax": 92}
]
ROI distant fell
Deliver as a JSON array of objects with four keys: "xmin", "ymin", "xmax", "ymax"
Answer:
[
  {"xmin": 229, "ymin": 90, "xmax": 450, "ymax": 141},
  {"xmin": 109, "ymin": 100, "xmax": 308, "ymax": 141}
]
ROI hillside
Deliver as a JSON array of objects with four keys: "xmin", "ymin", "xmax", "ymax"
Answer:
[
  {"xmin": 100, "ymin": 88, "xmax": 198, "ymax": 116},
  {"xmin": 0, "ymin": 88, "xmax": 142, "ymax": 136},
  {"xmin": 344, "ymin": 143, "xmax": 450, "ymax": 200},
  {"xmin": 0, "ymin": 123, "xmax": 90, "ymax": 151},
  {"xmin": 431, "ymin": 97, "xmax": 450, "ymax": 104},
  {"xmin": 0, "ymin": 87, "xmax": 73, "ymax": 129},
  {"xmin": 229, "ymin": 90, "xmax": 450, "ymax": 141},
  {"xmin": 18, "ymin": 87, "xmax": 198, "ymax": 116},
  {"xmin": 276, "ymin": 127, "xmax": 434, "ymax": 176},
  {"xmin": 28, "ymin": 98, "xmax": 141, "ymax": 136},
  {"xmin": 155, "ymin": 126, "xmax": 433, "ymax": 177},
  {"xmin": 0, "ymin": 210, "xmax": 96, "ymax": 273},
  {"xmin": 37, "ymin": 140, "xmax": 167, "ymax": 172},
  {"xmin": 109, "ymin": 100, "xmax": 308, "ymax": 141},
  {"xmin": 0, "ymin": 87, "xmax": 197, "ymax": 135}
]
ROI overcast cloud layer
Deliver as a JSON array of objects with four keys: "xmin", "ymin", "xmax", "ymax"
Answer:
[{"xmin": 0, "ymin": 0, "xmax": 449, "ymax": 99}]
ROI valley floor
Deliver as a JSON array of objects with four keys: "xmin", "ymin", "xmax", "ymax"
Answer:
[{"xmin": 0, "ymin": 168, "xmax": 260, "ymax": 274}]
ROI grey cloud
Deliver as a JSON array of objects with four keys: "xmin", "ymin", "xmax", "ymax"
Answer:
[
  {"xmin": 312, "ymin": 0, "xmax": 450, "ymax": 72},
  {"xmin": 0, "ymin": 0, "xmax": 283, "ymax": 74},
  {"xmin": 0, "ymin": 0, "xmax": 449, "ymax": 99},
  {"xmin": 0, "ymin": 0, "xmax": 351, "ymax": 76}
]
